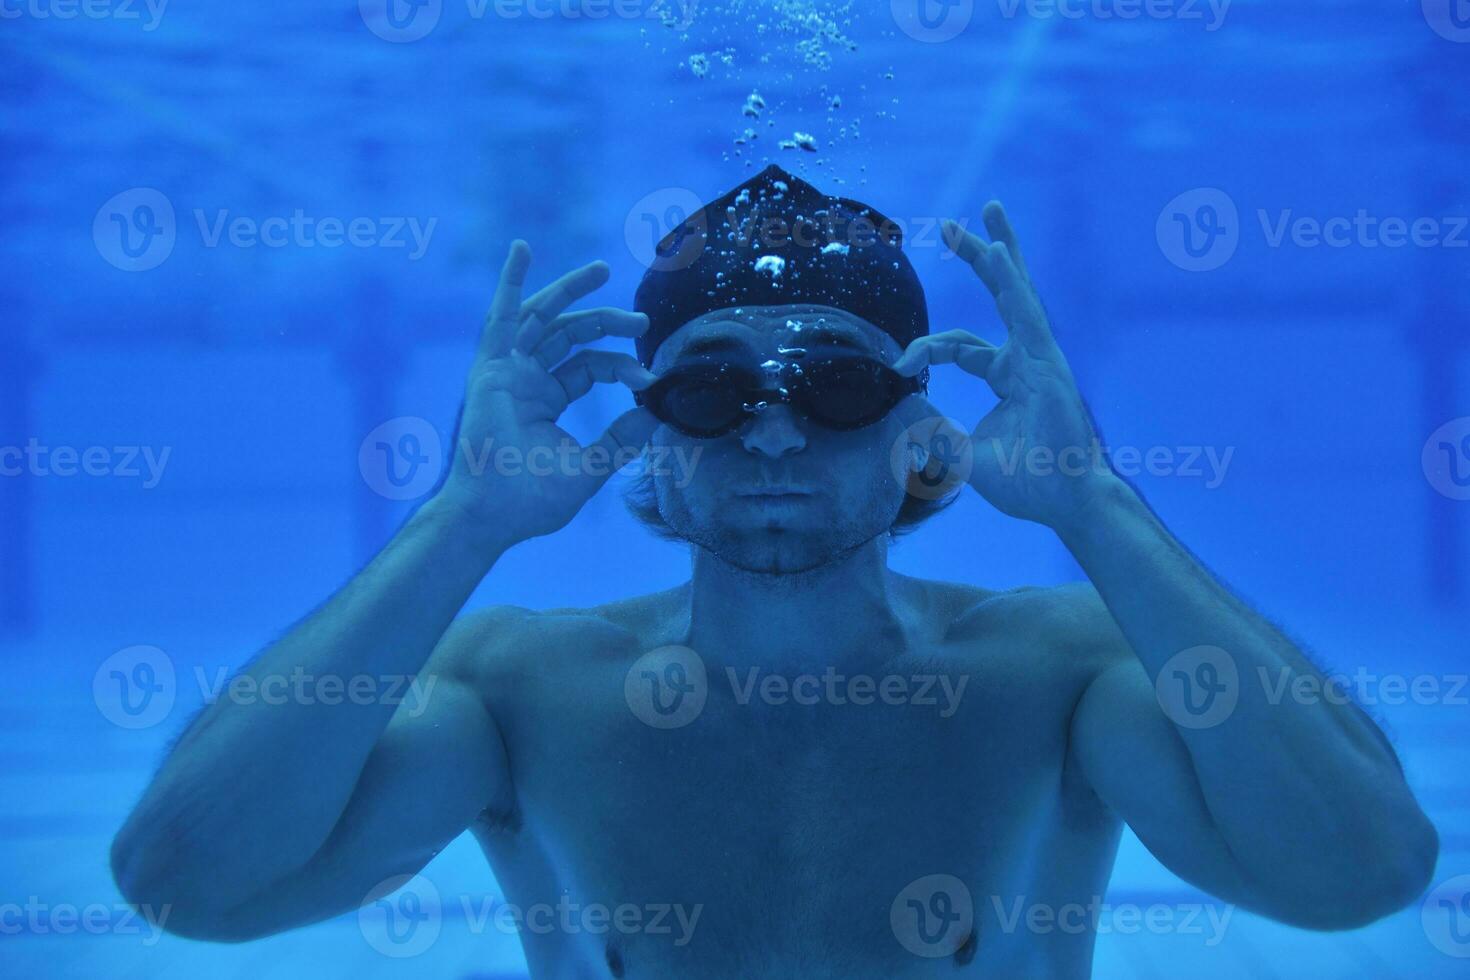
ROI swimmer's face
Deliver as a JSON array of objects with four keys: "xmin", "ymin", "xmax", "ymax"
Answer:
[{"xmin": 646, "ymin": 305, "xmax": 914, "ymax": 574}]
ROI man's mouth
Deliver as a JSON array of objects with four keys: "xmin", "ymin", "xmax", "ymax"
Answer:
[{"xmin": 735, "ymin": 486, "xmax": 816, "ymax": 498}]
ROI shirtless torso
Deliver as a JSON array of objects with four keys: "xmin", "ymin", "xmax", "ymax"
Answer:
[{"xmin": 457, "ymin": 576, "xmax": 1126, "ymax": 978}]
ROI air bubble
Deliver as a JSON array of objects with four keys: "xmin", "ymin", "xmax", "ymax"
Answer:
[{"xmin": 754, "ymin": 255, "xmax": 786, "ymax": 278}]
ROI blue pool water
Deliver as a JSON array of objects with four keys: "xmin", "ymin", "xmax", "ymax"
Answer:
[{"xmin": 2, "ymin": 1, "xmax": 1468, "ymax": 977}]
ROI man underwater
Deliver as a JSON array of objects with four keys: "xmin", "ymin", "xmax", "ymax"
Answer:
[{"xmin": 112, "ymin": 165, "xmax": 1438, "ymax": 978}]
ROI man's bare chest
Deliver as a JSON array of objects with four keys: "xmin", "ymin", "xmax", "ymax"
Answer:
[{"xmin": 504, "ymin": 641, "xmax": 1080, "ymax": 873}]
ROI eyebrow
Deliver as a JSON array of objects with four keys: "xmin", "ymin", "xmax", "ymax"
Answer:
[{"xmin": 670, "ymin": 321, "xmax": 875, "ymax": 361}]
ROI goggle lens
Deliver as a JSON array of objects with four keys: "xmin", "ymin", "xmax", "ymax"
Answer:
[{"xmin": 637, "ymin": 355, "xmax": 919, "ymax": 439}]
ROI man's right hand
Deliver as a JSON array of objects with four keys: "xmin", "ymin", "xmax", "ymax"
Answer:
[
  {"xmin": 435, "ymin": 240, "xmax": 659, "ymax": 547},
  {"xmin": 110, "ymin": 239, "xmax": 659, "ymax": 939}
]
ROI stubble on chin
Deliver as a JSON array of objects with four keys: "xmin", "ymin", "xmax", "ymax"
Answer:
[
  {"xmin": 658, "ymin": 480, "xmax": 899, "ymax": 575},
  {"xmin": 682, "ymin": 518, "xmax": 877, "ymax": 577}
]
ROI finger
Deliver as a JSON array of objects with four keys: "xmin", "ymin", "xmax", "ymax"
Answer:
[
  {"xmin": 482, "ymin": 240, "xmax": 532, "ymax": 360},
  {"xmin": 982, "ymin": 201, "xmax": 1031, "ymax": 284},
  {"xmin": 551, "ymin": 350, "xmax": 657, "ymax": 404},
  {"xmin": 513, "ymin": 261, "xmax": 611, "ymax": 352},
  {"xmin": 891, "ymin": 393, "xmax": 944, "ymax": 430},
  {"xmin": 942, "ymin": 220, "xmax": 1024, "ymax": 301},
  {"xmin": 531, "ymin": 308, "xmax": 651, "ymax": 370},
  {"xmin": 988, "ymin": 248, "xmax": 1060, "ymax": 354},
  {"xmin": 941, "ymin": 225, "xmax": 1057, "ymax": 354},
  {"xmin": 598, "ymin": 406, "xmax": 660, "ymax": 456},
  {"xmin": 892, "ymin": 330, "xmax": 1000, "ymax": 380}
]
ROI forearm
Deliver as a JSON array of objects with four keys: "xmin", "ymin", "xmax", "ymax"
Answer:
[
  {"xmin": 1057, "ymin": 477, "xmax": 1436, "ymax": 903},
  {"xmin": 113, "ymin": 494, "xmax": 507, "ymax": 913}
]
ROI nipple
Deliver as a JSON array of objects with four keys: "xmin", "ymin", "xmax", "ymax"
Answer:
[{"xmin": 605, "ymin": 940, "xmax": 626, "ymax": 977}]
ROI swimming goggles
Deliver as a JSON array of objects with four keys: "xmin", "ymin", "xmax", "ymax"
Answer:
[{"xmin": 635, "ymin": 351, "xmax": 924, "ymax": 439}]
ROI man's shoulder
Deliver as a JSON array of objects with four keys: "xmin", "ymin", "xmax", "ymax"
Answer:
[
  {"xmin": 439, "ymin": 585, "xmax": 690, "ymax": 676},
  {"xmin": 940, "ymin": 579, "xmax": 1129, "ymax": 662}
]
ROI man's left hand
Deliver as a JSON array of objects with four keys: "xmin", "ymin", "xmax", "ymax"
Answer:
[{"xmin": 893, "ymin": 202, "xmax": 1119, "ymax": 531}]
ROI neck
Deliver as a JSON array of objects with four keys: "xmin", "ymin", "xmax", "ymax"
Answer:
[{"xmin": 683, "ymin": 535, "xmax": 907, "ymax": 672}]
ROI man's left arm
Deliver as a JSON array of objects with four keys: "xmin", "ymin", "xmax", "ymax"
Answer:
[
  {"xmin": 894, "ymin": 202, "xmax": 1438, "ymax": 930},
  {"xmin": 1059, "ymin": 476, "xmax": 1438, "ymax": 929}
]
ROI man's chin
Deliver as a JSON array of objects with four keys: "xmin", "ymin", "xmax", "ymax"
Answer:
[
  {"xmin": 658, "ymin": 492, "xmax": 890, "ymax": 574},
  {"xmin": 692, "ymin": 524, "xmax": 861, "ymax": 576}
]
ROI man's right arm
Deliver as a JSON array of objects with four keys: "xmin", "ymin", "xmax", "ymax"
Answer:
[
  {"xmin": 109, "ymin": 496, "xmax": 516, "ymax": 940},
  {"xmin": 109, "ymin": 241, "xmax": 658, "ymax": 940}
]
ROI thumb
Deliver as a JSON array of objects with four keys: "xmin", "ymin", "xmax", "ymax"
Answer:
[
  {"xmin": 892, "ymin": 393, "xmax": 943, "ymax": 431},
  {"xmin": 578, "ymin": 406, "xmax": 660, "ymax": 495},
  {"xmin": 893, "ymin": 394, "xmax": 970, "ymax": 447}
]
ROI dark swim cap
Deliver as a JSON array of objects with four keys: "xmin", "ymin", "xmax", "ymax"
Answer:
[{"xmin": 633, "ymin": 164, "xmax": 929, "ymax": 367}]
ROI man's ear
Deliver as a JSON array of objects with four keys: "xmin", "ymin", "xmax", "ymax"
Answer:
[{"xmin": 888, "ymin": 396, "xmax": 973, "ymax": 500}]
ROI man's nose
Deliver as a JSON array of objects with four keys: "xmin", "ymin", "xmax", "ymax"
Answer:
[{"xmin": 740, "ymin": 403, "xmax": 807, "ymax": 459}]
